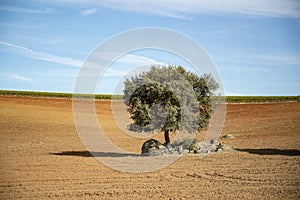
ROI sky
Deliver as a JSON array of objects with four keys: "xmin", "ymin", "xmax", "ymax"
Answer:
[{"xmin": 0, "ymin": 0, "xmax": 299, "ymax": 96}]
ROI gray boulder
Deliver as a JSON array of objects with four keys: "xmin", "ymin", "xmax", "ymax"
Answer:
[{"xmin": 141, "ymin": 139, "xmax": 168, "ymax": 156}]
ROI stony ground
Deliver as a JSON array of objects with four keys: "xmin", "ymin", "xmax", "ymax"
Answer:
[{"xmin": 0, "ymin": 96, "xmax": 299, "ymax": 199}]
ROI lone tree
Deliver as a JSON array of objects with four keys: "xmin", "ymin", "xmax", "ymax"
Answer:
[{"xmin": 123, "ymin": 65, "xmax": 219, "ymax": 145}]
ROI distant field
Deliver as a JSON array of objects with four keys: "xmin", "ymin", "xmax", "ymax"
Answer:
[
  {"xmin": 225, "ymin": 96, "xmax": 300, "ymax": 103},
  {"xmin": 0, "ymin": 90, "xmax": 299, "ymax": 102},
  {"xmin": 0, "ymin": 90, "xmax": 122, "ymax": 100}
]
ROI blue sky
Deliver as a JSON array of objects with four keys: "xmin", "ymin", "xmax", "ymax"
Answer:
[{"xmin": 0, "ymin": 0, "xmax": 299, "ymax": 96}]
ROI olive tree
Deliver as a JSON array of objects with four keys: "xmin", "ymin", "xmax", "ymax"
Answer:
[{"xmin": 123, "ymin": 65, "xmax": 219, "ymax": 145}]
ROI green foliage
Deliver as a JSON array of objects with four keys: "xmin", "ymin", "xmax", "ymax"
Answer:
[
  {"xmin": 170, "ymin": 138, "xmax": 197, "ymax": 151},
  {"xmin": 123, "ymin": 65, "xmax": 219, "ymax": 134},
  {"xmin": 187, "ymin": 139, "xmax": 198, "ymax": 152}
]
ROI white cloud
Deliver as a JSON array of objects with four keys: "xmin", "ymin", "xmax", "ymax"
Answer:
[
  {"xmin": 0, "ymin": 72, "xmax": 33, "ymax": 82},
  {"xmin": 89, "ymin": 52, "xmax": 165, "ymax": 66},
  {"xmin": 252, "ymin": 54, "xmax": 300, "ymax": 65},
  {"xmin": 95, "ymin": 53, "xmax": 166, "ymax": 77},
  {"xmin": 80, "ymin": 8, "xmax": 97, "ymax": 16},
  {"xmin": 10, "ymin": 74, "xmax": 33, "ymax": 82},
  {"xmin": 0, "ymin": 22, "xmax": 47, "ymax": 30},
  {"xmin": 245, "ymin": 67, "xmax": 270, "ymax": 73},
  {"xmin": 45, "ymin": 0, "xmax": 300, "ymax": 18},
  {"xmin": 104, "ymin": 68, "xmax": 129, "ymax": 77},
  {"xmin": 76, "ymin": 53, "xmax": 165, "ymax": 77},
  {"xmin": 116, "ymin": 54, "xmax": 166, "ymax": 66},
  {"xmin": 0, "ymin": 41, "xmax": 165, "ymax": 77},
  {"xmin": 217, "ymin": 52, "xmax": 300, "ymax": 68},
  {"xmin": 0, "ymin": 5, "xmax": 54, "ymax": 14},
  {"xmin": 224, "ymin": 65, "xmax": 270, "ymax": 74},
  {"xmin": 0, "ymin": 41, "xmax": 83, "ymax": 67}
]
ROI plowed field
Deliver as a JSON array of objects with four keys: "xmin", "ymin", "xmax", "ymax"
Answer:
[{"xmin": 0, "ymin": 96, "xmax": 299, "ymax": 199}]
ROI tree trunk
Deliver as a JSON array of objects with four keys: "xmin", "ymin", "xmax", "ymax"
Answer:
[{"xmin": 164, "ymin": 130, "xmax": 170, "ymax": 145}]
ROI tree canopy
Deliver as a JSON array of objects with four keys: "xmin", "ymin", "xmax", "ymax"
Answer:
[{"xmin": 123, "ymin": 65, "xmax": 219, "ymax": 145}]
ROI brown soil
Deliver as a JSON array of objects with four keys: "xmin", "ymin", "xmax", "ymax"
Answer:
[{"xmin": 0, "ymin": 96, "xmax": 299, "ymax": 199}]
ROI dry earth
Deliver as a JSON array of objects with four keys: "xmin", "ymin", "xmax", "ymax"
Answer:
[{"xmin": 0, "ymin": 96, "xmax": 299, "ymax": 199}]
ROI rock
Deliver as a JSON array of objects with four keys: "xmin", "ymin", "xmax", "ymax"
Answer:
[
  {"xmin": 193, "ymin": 141, "xmax": 207, "ymax": 151},
  {"xmin": 141, "ymin": 139, "xmax": 168, "ymax": 155},
  {"xmin": 210, "ymin": 139, "xmax": 217, "ymax": 144},
  {"xmin": 141, "ymin": 138, "xmax": 228, "ymax": 156},
  {"xmin": 177, "ymin": 145, "xmax": 183, "ymax": 153},
  {"xmin": 180, "ymin": 149, "xmax": 189, "ymax": 155},
  {"xmin": 172, "ymin": 139, "xmax": 195, "ymax": 151},
  {"xmin": 220, "ymin": 134, "xmax": 235, "ymax": 139},
  {"xmin": 141, "ymin": 139, "xmax": 162, "ymax": 154},
  {"xmin": 216, "ymin": 142, "xmax": 225, "ymax": 152},
  {"xmin": 192, "ymin": 142, "xmax": 201, "ymax": 151},
  {"xmin": 193, "ymin": 141, "xmax": 226, "ymax": 154}
]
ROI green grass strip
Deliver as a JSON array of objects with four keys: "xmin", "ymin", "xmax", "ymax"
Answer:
[
  {"xmin": 0, "ymin": 90, "xmax": 122, "ymax": 100},
  {"xmin": 0, "ymin": 90, "xmax": 298, "ymax": 102}
]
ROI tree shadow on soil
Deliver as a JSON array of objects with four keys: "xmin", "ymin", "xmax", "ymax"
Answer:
[
  {"xmin": 235, "ymin": 148, "xmax": 300, "ymax": 156},
  {"xmin": 50, "ymin": 151, "xmax": 140, "ymax": 158}
]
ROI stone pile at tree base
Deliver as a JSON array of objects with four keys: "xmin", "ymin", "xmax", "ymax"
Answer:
[{"xmin": 141, "ymin": 137, "xmax": 230, "ymax": 156}]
